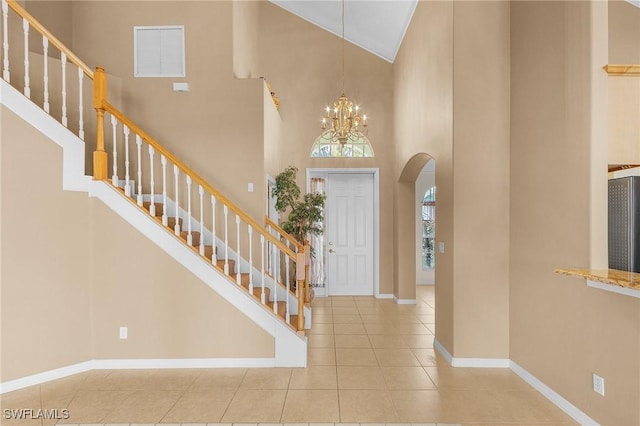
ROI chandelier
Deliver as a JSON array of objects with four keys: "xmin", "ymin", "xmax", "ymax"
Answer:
[{"xmin": 320, "ymin": 0, "xmax": 368, "ymax": 145}]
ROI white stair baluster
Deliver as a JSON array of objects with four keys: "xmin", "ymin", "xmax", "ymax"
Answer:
[
  {"xmin": 148, "ymin": 146, "xmax": 155, "ymax": 216},
  {"xmin": 111, "ymin": 115, "xmax": 118, "ymax": 186},
  {"xmin": 260, "ymin": 235, "xmax": 265, "ymax": 304},
  {"xmin": 135, "ymin": 135, "xmax": 143, "ymax": 206},
  {"xmin": 61, "ymin": 52, "xmax": 67, "ymax": 127},
  {"xmin": 42, "ymin": 36, "xmax": 49, "ymax": 113},
  {"xmin": 22, "ymin": 18, "xmax": 29, "ymax": 98},
  {"xmin": 186, "ymin": 176, "xmax": 193, "ymax": 246},
  {"xmin": 123, "ymin": 125, "xmax": 131, "ymax": 196},
  {"xmin": 161, "ymin": 155, "xmax": 168, "ymax": 226},
  {"xmin": 248, "ymin": 225, "xmax": 254, "ymax": 294},
  {"xmin": 286, "ymin": 252, "xmax": 290, "ymax": 323},
  {"xmin": 235, "ymin": 215, "xmax": 241, "ymax": 285},
  {"xmin": 223, "ymin": 205, "xmax": 229, "ymax": 275},
  {"xmin": 272, "ymin": 245, "xmax": 278, "ymax": 315},
  {"xmin": 78, "ymin": 68, "xmax": 84, "ymax": 140},
  {"xmin": 198, "ymin": 185, "xmax": 205, "ymax": 256},
  {"xmin": 295, "ymin": 245, "xmax": 300, "ymax": 298},
  {"xmin": 211, "ymin": 196, "xmax": 217, "ymax": 264},
  {"xmin": 2, "ymin": 0, "xmax": 10, "ymax": 82},
  {"xmin": 173, "ymin": 165, "xmax": 180, "ymax": 235}
]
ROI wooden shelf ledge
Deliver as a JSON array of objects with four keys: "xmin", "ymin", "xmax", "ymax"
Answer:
[
  {"xmin": 603, "ymin": 64, "xmax": 640, "ymax": 76},
  {"xmin": 554, "ymin": 268, "xmax": 640, "ymax": 298}
]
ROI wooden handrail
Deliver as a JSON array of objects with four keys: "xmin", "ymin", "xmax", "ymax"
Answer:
[
  {"xmin": 603, "ymin": 64, "xmax": 640, "ymax": 76},
  {"xmin": 6, "ymin": 0, "xmax": 93, "ymax": 78},
  {"xmin": 101, "ymin": 100, "xmax": 296, "ymax": 260},
  {"xmin": 265, "ymin": 217, "xmax": 303, "ymax": 250}
]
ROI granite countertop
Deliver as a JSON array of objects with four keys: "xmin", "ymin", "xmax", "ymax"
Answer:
[{"xmin": 554, "ymin": 268, "xmax": 640, "ymax": 291}]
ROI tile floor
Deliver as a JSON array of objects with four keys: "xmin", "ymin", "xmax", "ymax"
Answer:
[{"xmin": 0, "ymin": 287, "xmax": 575, "ymax": 425}]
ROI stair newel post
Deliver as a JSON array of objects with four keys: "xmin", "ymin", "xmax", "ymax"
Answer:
[
  {"xmin": 78, "ymin": 68, "xmax": 84, "ymax": 140},
  {"xmin": 173, "ymin": 164, "xmax": 180, "ymax": 235},
  {"xmin": 22, "ymin": 18, "xmax": 29, "ymax": 98},
  {"xmin": 223, "ymin": 205, "xmax": 229, "ymax": 275},
  {"xmin": 92, "ymin": 66, "xmax": 108, "ymax": 180},
  {"xmin": 211, "ymin": 196, "xmax": 217, "ymax": 264},
  {"xmin": 111, "ymin": 115, "xmax": 118, "ymax": 186},
  {"xmin": 248, "ymin": 225, "xmax": 254, "ymax": 294},
  {"xmin": 61, "ymin": 52, "xmax": 67, "ymax": 127},
  {"xmin": 235, "ymin": 215, "xmax": 241, "ymax": 285},
  {"xmin": 304, "ymin": 239, "xmax": 311, "ymax": 303},
  {"xmin": 148, "ymin": 146, "xmax": 155, "ymax": 216},
  {"xmin": 260, "ymin": 234, "xmax": 266, "ymax": 304},
  {"xmin": 42, "ymin": 36, "xmax": 49, "ymax": 113},
  {"xmin": 2, "ymin": 0, "xmax": 10, "ymax": 82},
  {"xmin": 123, "ymin": 125, "xmax": 131, "ymax": 196},
  {"xmin": 296, "ymin": 246, "xmax": 306, "ymax": 332},
  {"xmin": 135, "ymin": 135, "xmax": 143, "ymax": 206},
  {"xmin": 198, "ymin": 185, "xmax": 205, "ymax": 256},
  {"xmin": 186, "ymin": 175, "xmax": 193, "ymax": 246}
]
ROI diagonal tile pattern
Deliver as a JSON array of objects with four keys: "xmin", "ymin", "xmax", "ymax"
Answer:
[{"xmin": 0, "ymin": 287, "xmax": 575, "ymax": 424}]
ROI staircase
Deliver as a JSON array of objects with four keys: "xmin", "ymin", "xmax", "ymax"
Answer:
[{"xmin": 0, "ymin": 0, "xmax": 309, "ymax": 366}]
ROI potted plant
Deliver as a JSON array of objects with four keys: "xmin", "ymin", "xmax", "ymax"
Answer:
[
  {"xmin": 272, "ymin": 166, "xmax": 325, "ymax": 296},
  {"xmin": 272, "ymin": 166, "xmax": 325, "ymax": 246}
]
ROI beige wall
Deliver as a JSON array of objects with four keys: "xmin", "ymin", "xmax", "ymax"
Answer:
[
  {"xmin": 24, "ymin": 1, "xmax": 72, "ymax": 56},
  {"xmin": 394, "ymin": 0, "xmax": 454, "ymax": 345},
  {"xmin": 1, "ymin": 106, "xmax": 92, "ymax": 382},
  {"xmin": 394, "ymin": 1, "xmax": 510, "ymax": 358},
  {"xmin": 452, "ymin": 1, "xmax": 510, "ymax": 358},
  {"xmin": 67, "ymin": 1, "xmax": 266, "ymax": 222},
  {"xmin": 608, "ymin": 1, "xmax": 640, "ymax": 165},
  {"xmin": 257, "ymin": 2, "xmax": 395, "ymax": 295},
  {"xmin": 233, "ymin": 0, "xmax": 260, "ymax": 79},
  {"xmin": 90, "ymin": 199, "xmax": 273, "ymax": 360},
  {"xmin": 511, "ymin": 2, "xmax": 640, "ymax": 424}
]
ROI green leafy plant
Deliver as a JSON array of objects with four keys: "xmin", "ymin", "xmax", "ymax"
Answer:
[{"xmin": 273, "ymin": 166, "xmax": 325, "ymax": 245}]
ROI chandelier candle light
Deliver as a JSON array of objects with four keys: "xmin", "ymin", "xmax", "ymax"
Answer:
[{"xmin": 320, "ymin": 0, "xmax": 368, "ymax": 145}]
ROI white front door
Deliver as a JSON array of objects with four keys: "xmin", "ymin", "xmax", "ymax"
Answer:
[{"xmin": 326, "ymin": 173, "xmax": 374, "ymax": 295}]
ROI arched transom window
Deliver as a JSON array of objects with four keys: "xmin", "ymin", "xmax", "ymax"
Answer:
[{"xmin": 310, "ymin": 135, "xmax": 374, "ymax": 158}]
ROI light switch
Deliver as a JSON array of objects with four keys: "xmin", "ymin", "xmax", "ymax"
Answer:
[
  {"xmin": 247, "ymin": 183, "xmax": 254, "ymax": 193},
  {"xmin": 438, "ymin": 242, "xmax": 445, "ymax": 253}
]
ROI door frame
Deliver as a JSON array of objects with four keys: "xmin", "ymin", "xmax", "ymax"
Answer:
[{"xmin": 306, "ymin": 168, "xmax": 380, "ymax": 298}]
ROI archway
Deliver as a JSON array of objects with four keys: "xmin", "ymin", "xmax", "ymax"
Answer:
[{"xmin": 394, "ymin": 153, "xmax": 434, "ymax": 302}]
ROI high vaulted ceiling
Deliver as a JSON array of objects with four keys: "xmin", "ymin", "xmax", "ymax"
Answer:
[{"xmin": 268, "ymin": 0, "xmax": 418, "ymax": 63}]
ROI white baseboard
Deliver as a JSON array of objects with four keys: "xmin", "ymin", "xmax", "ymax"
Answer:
[
  {"xmin": 510, "ymin": 361, "xmax": 599, "ymax": 426},
  {"xmin": 434, "ymin": 338, "xmax": 509, "ymax": 368},
  {"xmin": 433, "ymin": 339, "xmax": 598, "ymax": 425},
  {"xmin": 0, "ymin": 357, "xmax": 278, "ymax": 394},
  {"xmin": 375, "ymin": 293, "xmax": 393, "ymax": 299},
  {"xmin": 0, "ymin": 361, "xmax": 95, "ymax": 394},
  {"xmin": 393, "ymin": 296, "xmax": 417, "ymax": 305}
]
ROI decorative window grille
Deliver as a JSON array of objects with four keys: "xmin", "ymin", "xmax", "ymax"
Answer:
[{"xmin": 310, "ymin": 135, "xmax": 374, "ymax": 158}]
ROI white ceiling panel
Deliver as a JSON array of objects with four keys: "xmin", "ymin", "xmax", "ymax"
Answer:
[{"xmin": 269, "ymin": 0, "xmax": 418, "ymax": 63}]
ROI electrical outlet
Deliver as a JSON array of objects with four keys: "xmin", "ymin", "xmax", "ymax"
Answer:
[
  {"xmin": 592, "ymin": 373, "xmax": 605, "ymax": 396},
  {"xmin": 119, "ymin": 326, "xmax": 128, "ymax": 340}
]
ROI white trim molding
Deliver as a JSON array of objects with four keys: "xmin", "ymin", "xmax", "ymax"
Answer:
[
  {"xmin": 510, "ymin": 361, "xmax": 600, "ymax": 426},
  {"xmin": 375, "ymin": 293, "xmax": 393, "ymax": 299},
  {"xmin": 0, "ymin": 361, "xmax": 95, "ymax": 394},
  {"xmin": 587, "ymin": 279, "xmax": 640, "ymax": 299},
  {"xmin": 434, "ymin": 339, "xmax": 599, "ymax": 425},
  {"xmin": 0, "ymin": 358, "xmax": 276, "ymax": 394},
  {"xmin": 393, "ymin": 296, "xmax": 417, "ymax": 305}
]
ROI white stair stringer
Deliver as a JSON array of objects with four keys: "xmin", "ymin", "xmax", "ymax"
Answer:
[
  {"xmin": 0, "ymin": 78, "xmax": 307, "ymax": 368},
  {"xmin": 141, "ymin": 194, "xmax": 313, "ymax": 329}
]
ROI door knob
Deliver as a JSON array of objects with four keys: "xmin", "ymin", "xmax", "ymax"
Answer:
[{"xmin": 329, "ymin": 249, "xmax": 335, "ymax": 253}]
